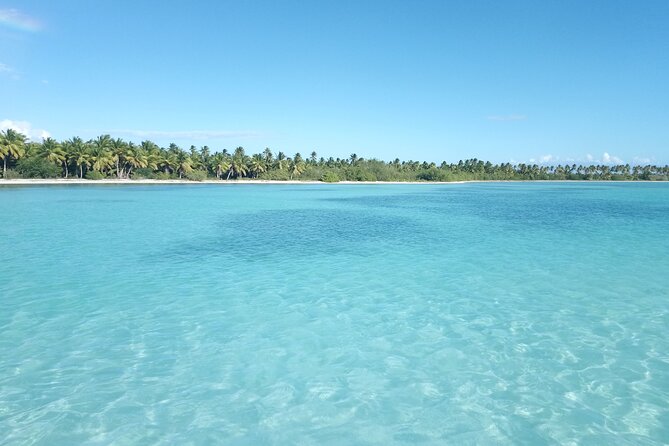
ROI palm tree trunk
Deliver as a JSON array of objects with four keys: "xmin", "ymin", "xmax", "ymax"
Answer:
[
  {"xmin": 64, "ymin": 161, "xmax": 68, "ymax": 178},
  {"xmin": 226, "ymin": 170, "xmax": 232, "ymax": 180},
  {"xmin": 3, "ymin": 157, "xmax": 6, "ymax": 176},
  {"xmin": 80, "ymin": 164, "xmax": 83, "ymax": 178}
]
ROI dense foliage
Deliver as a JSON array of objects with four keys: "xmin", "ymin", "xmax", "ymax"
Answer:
[{"xmin": 1, "ymin": 130, "xmax": 667, "ymax": 181}]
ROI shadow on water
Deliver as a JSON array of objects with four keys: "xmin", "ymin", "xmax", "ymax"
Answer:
[
  {"xmin": 321, "ymin": 185, "xmax": 669, "ymax": 229},
  {"xmin": 157, "ymin": 208, "xmax": 427, "ymax": 265},
  {"xmin": 54, "ymin": 199, "xmax": 136, "ymax": 203},
  {"xmin": 150, "ymin": 184, "xmax": 669, "ymax": 266}
]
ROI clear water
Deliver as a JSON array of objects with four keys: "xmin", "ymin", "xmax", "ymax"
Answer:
[{"xmin": 1, "ymin": 182, "xmax": 668, "ymax": 445}]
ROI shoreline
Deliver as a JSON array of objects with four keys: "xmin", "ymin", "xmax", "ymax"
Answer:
[
  {"xmin": 0, "ymin": 178, "xmax": 663, "ymax": 186},
  {"xmin": 0, "ymin": 178, "xmax": 464, "ymax": 185}
]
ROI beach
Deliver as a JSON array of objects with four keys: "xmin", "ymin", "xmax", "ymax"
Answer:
[{"xmin": 0, "ymin": 178, "xmax": 468, "ymax": 185}]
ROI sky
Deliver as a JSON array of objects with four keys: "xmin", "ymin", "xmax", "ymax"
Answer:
[{"xmin": 1, "ymin": 0, "xmax": 668, "ymax": 164}]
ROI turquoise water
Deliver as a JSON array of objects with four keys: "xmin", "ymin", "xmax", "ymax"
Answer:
[{"xmin": 1, "ymin": 182, "xmax": 668, "ymax": 445}]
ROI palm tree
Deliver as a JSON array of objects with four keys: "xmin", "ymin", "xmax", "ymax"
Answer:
[
  {"xmin": 1, "ymin": 129, "xmax": 27, "ymax": 176},
  {"xmin": 62, "ymin": 138, "xmax": 77, "ymax": 178},
  {"xmin": 289, "ymin": 158, "xmax": 306, "ymax": 179},
  {"xmin": 110, "ymin": 137, "xmax": 127, "ymax": 178},
  {"xmin": 89, "ymin": 135, "xmax": 114, "ymax": 174},
  {"xmin": 233, "ymin": 146, "xmax": 246, "ymax": 159},
  {"xmin": 125, "ymin": 143, "xmax": 148, "ymax": 178},
  {"xmin": 227, "ymin": 154, "xmax": 248, "ymax": 180},
  {"xmin": 175, "ymin": 150, "xmax": 193, "ymax": 179},
  {"xmin": 65, "ymin": 137, "xmax": 90, "ymax": 178},
  {"xmin": 158, "ymin": 150, "xmax": 176, "ymax": 175},
  {"xmin": 263, "ymin": 147, "xmax": 274, "ymax": 165},
  {"xmin": 224, "ymin": 147, "xmax": 248, "ymax": 179},
  {"xmin": 249, "ymin": 154, "xmax": 266, "ymax": 178},
  {"xmin": 92, "ymin": 135, "xmax": 112, "ymax": 151},
  {"xmin": 199, "ymin": 146, "xmax": 211, "ymax": 168},
  {"xmin": 23, "ymin": 141, "xmax": 41, "ymax": 158},
  {"xmin": 140, "ymin": 140, "xmax": 160, "ymax": 171},
  {"xmin": 210, "ymin": 153, "xmax": 230, "ymax": 179},
  {"xmin": 40, "ymin": 137, "xmax": 66, "ymax": 177},
  {"xmin": 89, "ymin": 146, "xmax": 113, "ymax": 174},
  {"xmin": 188, "ymin": 145, "xmax": 205, "ymax": 171},
  {"xmin": 275, "ymin": 151, "xmax": 288, "ymax": 171}
]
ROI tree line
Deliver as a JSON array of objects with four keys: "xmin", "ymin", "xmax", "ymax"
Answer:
[{"xmin": 1, "ymin": 129, "xmax": 667, "ymax": 182}]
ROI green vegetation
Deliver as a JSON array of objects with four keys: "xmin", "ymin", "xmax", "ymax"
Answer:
[
  {"xmin": 15, "ymin": 157, "xmax": 61, "ymax": 179},
  {"xmin": 1, "ymin": 130, "xmax": 667, "ymax": 181},
  {"xmin": 321, "ymin": 172, "xmax": 341, "ymax": 183}
]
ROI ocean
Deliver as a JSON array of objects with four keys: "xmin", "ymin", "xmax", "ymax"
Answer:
[{"xmin": 1, "ymin": 182, "xmax": 668, "ymax": 444}]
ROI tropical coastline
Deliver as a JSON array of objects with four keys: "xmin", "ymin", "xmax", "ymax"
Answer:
[
  {"xmin": 3, "ymin": 1, "xmax": 668, "ymax": 444},
  {"xmin": 1, "ymin": 131, "xmax": 667, "ymax": 183},
  {"xmin": 0, "ymin": 178, "xmax": 666, "ymax": 186}
]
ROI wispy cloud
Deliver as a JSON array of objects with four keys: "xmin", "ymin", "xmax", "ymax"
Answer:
[
  {"xmin": 633, "ymin": 156, "xmax": 654, "ymax": 164},
  {"xmin": 583, "ymin": 152, "xmax": 625, "ymax": 164},
  {"xmin": 602, "ymin": 152, "xmax": 624, "ymax": 164},
  {"xmin": 528, "ymin": 153, "xmax": 631, "ymax": 165},
  {"xmin": 487, "ymin": 114, "xmax": 527, "ymax": 122},
  {"xmin": 1, "ymin": 119, "xmax": 51, "ymax": 140},
  {"xmin": 529, "ymin": 154, "xmax": 558, "ymax": 164},
  {"xmin": 0, "ymin": 8, "xmax": 42, "ymax": 32},
  {"xmin": 107, "ymin": 129, "xmax": 263, "ymax": 140},
  {"xmin": 0, "ymin": 62, "xmax": 19, "ymax": 79}
]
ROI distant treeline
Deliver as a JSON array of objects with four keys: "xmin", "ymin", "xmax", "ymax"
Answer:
[{"xmin": 1, "ymin": 130, "xmax": 667, "ymax": 182}]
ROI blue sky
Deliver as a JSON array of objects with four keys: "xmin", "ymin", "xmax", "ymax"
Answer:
[{"xmin": 1, "ymin": 0, "xmax": 668, "ymax": 164}]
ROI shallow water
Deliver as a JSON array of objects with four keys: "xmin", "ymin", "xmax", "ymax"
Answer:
[{"xmin": 1, "ymin": 182, "xmax": 668, "ymax": 445}]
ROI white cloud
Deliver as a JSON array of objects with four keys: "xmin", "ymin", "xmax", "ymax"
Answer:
[
  {"xmin": 0, "ymin": 119, "xmax": 51, "ymax": 141},
  {"xmin": 523, "ymin": 153, "xmax": 651, "ymax": 166},
  {"xmin": 580, "ymin": 152, "xmax": 625, "ymax": 164},
  {"xmin": 0, "ymin": 8, "xmax": 42, "ymax": 32},
  {"xmin": 487, "ymin": 114, "xmax": 527, "ymax": 122},
  {"xmin": 525, "ymin": 153, "xmax": 632, "ymax": 165},
  {"xmin": 602, "ymin": 152, "xmax": 623, "ymax": 164},
  {"xmin": 108, "ymin": 129, "xmax": 261, "ymax": 140},
  {"xmin": 527, "ymin": 154, "xmax": 559, "ymax": 164},
  {"xmin": 539, "ymin": 154, "xmax": 557, "ymax": 163}
]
